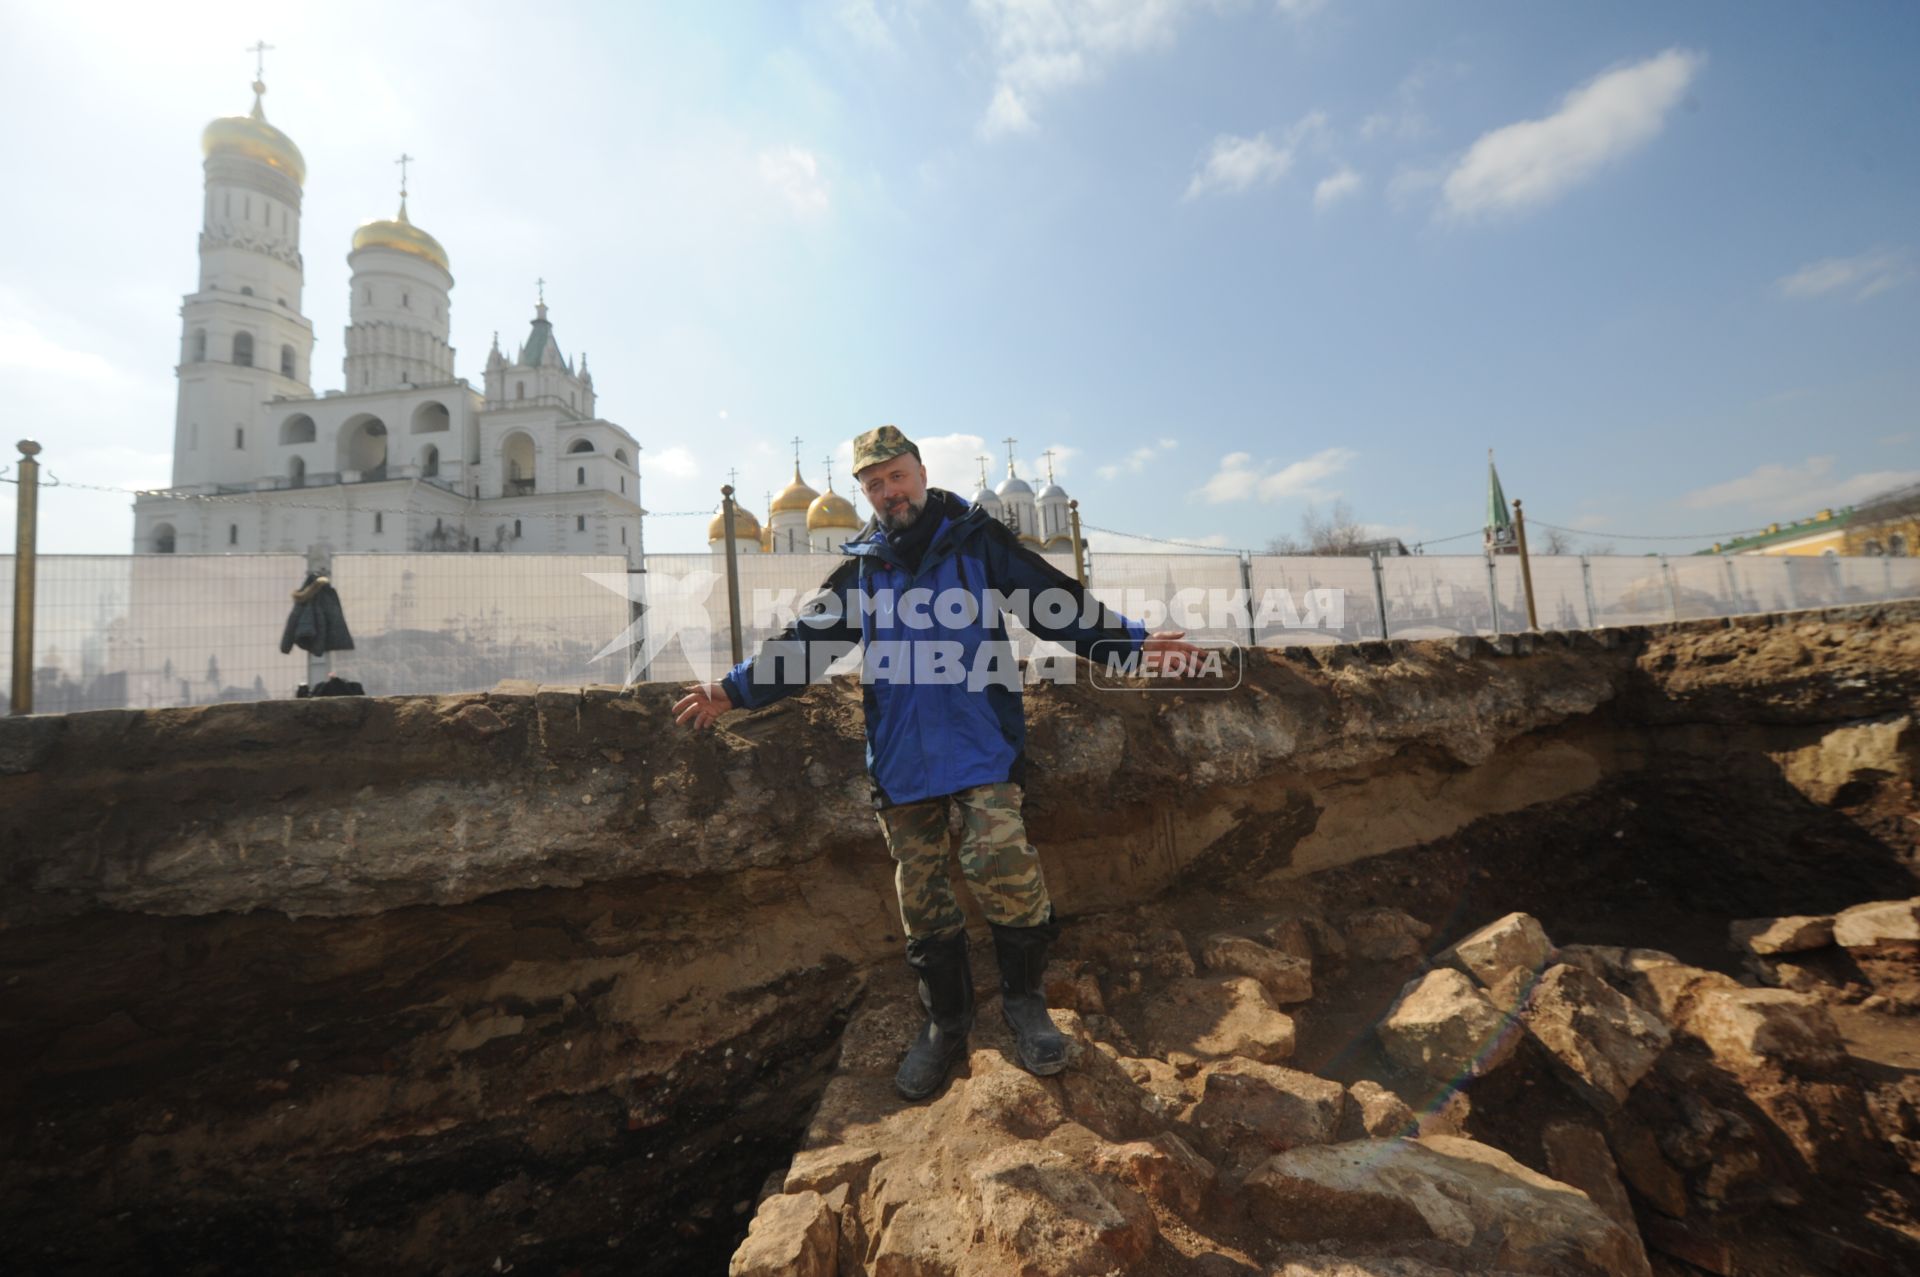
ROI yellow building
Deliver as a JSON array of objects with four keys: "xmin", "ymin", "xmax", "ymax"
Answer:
[{"xmin": 1705, "ymin": 482, "xmax": 1918, "ymax": 558}]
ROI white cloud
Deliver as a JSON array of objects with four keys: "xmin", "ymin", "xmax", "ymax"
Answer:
[
  {"xmin": 1184, "ymin": 113, "xmax": 1325, "ymax": 201},
  {"xmin": 1681, "ymin": 456, "xmax": 1920, "ymax": 513},
  {"xmin": 1196, "ymin": 446, "xmax": 1355, "ymax": 504},
  {"xmin": 1441, "ymin": 48, "xmax": 1702, "ymax": 220},
  {"xmin": 1097, "ymin": 437, "xmax": 1177, "ymax": 480},
  {"xmin": 1776, "ymin": 249, "xmax": 1914, "ymax": 302},
  {"xmin": 640, "ymin": 445, "xmax": 700, "ymax": 480},
  {"xmin": 758, "ymin": 146, "xmax": 831, "ymax": 218},
  {"xmin": 972, "ymin": 0, "xmax": 1208, "ymax": 139},
  {"xmin": 1313, "ymin": 166, "xmax": 1363, "ymax": 211}
]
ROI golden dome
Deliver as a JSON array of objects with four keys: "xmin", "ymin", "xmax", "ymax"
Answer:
[
  {"xmin": 202, "ymin": 83, "xmax": 306, "ymax": 186},
  {"xmin": 707, "ymin": 504, "xmax": 761, "ymax": 544},
  {"xmin": 770, "ymin": 466, "xmax": 819, "ymax": 515},
  {"xmin": 807, "ymin": 487, "xmax": 860, "ymax": 531},
  {"xmin": 352, "ymin": 200, "xmax": 450, "ymax": 273}
]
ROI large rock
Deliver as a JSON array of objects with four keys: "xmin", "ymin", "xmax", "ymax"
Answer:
[
  {"xmin": 1438, "ymin": 912, "xmax": 1555, "ymax": 989},
  {"xmin": 730, "ymin": 1190, "xmax": 837, "ymax": 1277},
  {"xmin": 1243, "ymin": 1135, "xmax": 1651, "ymax": 1277},
  {"xmin": 969, "ymin": 1145, "xmax": 1157, "ymax": 1276},
  {"xmin": 1201, "ymin": 934, "xmax": 1314, "ymax": 1004},
  {"xmin": 1685, "ymin": 986, "xmax": 1846, "ymax": 1072},
  {"xmin": 1137, "ymin": 976, "xmax": 1296, "ymax": 1064},
  {"xmin": 1729, "ymin": 915, "xmax": 1834, "ymax": 957},
  {"xmin": 1521, "ymin": 963, "xmax": 1670, "ymax": 1113},
  {"xmin": 1603, "ymin": 1115, "xmax": 1688, "ymax": 1219},
  {"xmin": 1834, "ymin": 899, "xmax": 1920, "ymax": 948},
  {"xmin": 1090, "ymin": 1132, "xmax": 1215, "ymax": 1219},
  {"xmin": 1377, "ymin": 968, "xmax": 1520, "ymax": 1082},
  {"xmin": 1345, "ymin": 907, "xmax": 1433, "ymax": 962},
  {"xmin": 1343, "ymin": 1079, "xmax": 1417, "ymax": 1139},
  {"xmin": 1775, "ymin": 714, "xmax": 1913, "ymax": 805},
  {"xmin": 1542, "ymin": 1121, "xmax": 1645, "ymax": 1262},
  {"xmin": 1190, "ymin": 1057, "xmax": 1346, "ymax": 1175}
]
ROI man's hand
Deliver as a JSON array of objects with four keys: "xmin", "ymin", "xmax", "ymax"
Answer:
[
  {"xmin": 1141, "ymin": 630, "xmax": 1210, "ymax": 678},
  {"xmin": 673, "ymin": 681, "xmax": 733, "ymax": 730}
]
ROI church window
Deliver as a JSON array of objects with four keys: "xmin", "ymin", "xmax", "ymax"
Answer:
[
  {"xmin": 244, "ymin": 196, "xmax": 251, "ymax": 220},
  {"xmin": 421, "ymin": 445, "xmax": 439, "ymax": 477},
  {"xmin": 375, "ymin": 512, "xmax": 384, "ymax": 534},
  {"xmin": 402, "ymin": 292, "xmax": 410, "ymax": 309},
  {"xmin": 235, "ymin": 427, "xmax": 245, "ymax": 449},
  {"xmin": 621, "ymin": 525, "xmax": 627, "ymax": 544},
  {"xmin": 239, "ymin": 286, "xmax": 253, "ymax": 296},
  {"xmin": 154, "ymin": 523, "xmax": 176, "ymax": 554},
  {"xmin": 365, "ymin": 287, "xmax": 373, "ymax": 305},
  {"xmin": 280, "ymin": 345, "xmax": 295, "ymax": 378},
  {"xmin": 228, "ymin": 524, "xmax": 238, "ymax": 546},
  {"xmin": 190, "ymin": 423, "xmax": 199, "ymax": 449},
  {"xmin": 516, "ymin": 382, "xmax": 525, "ymax": 400},
  {"xmin": 576, "ymin": 515, "xmax": 586, "ymax": 532},
  {"xmin": 568, "ymin": 392, "xmax": 575, "ymax": 409},
  {"xmin": 289, "ymin": 456, "xmax": 305, "ymax": 487},
  {"xmin": 232, "ymin": 332, "xmax": 253, "ymax": 366},
  {"xmin": 577, "ymin": 466, "xmax": 586, "ymax": 486},
  {"xmin": 191, "ymin": 329, "xmax": 206, "ymax": 362},
  {"xmin": 473, "ymin": 537, "xmax": 481, "ymax": 552},
  {"xmin": 620, "ymin": 477, "xmax": 625, "ymax": 494}
]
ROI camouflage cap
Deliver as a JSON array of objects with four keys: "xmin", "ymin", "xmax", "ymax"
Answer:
[{"xmin": 851, "ymin": 424, "xmax": 921, "ymax": 476}]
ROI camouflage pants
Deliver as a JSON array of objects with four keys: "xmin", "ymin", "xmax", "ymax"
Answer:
[{"xmin": 876, "ymin": 781, "xmax": 1052, "ymax": 939}]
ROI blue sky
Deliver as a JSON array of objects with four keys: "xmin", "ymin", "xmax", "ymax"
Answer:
[{"xmin": 1, "ymin": 0, "xmax": 1915, "ymax": 556}]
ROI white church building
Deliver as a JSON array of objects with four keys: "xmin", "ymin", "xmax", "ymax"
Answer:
[{"xmin": 132, "ymin": 73, "xmax": 645, "ymax": 564}]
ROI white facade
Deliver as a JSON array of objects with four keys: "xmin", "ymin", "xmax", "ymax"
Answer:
[{"xmin": 135, "ymin": 81, "xmax": 646, "ymax": 565}]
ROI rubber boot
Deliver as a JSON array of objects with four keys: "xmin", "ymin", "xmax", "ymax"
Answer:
[
  {"xmin": 991, "ymin": 911, "xmax": 1068, "ymax": 1076},
  {"xmin": 895, "ymin": 930, "xmax": 974, "ymax": 1101}
]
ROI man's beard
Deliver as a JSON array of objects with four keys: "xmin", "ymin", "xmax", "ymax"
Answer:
[{"xmin": 879, "ymin": 495, "xmax": 927, "ymax": 532}]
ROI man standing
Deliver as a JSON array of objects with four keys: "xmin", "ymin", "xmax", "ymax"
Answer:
[{"xmin": 673, "ymin": 426, "xmax": 1200, "ymax": 1100}]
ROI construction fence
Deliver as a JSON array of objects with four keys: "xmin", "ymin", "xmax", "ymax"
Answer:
[{"xmin": 5, "ymin": 548, "xmax": 1920, "ymax": 714}]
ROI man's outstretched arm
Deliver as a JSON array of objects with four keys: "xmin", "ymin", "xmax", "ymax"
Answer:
[{"xmin": 673, "ymin": 559, "xmax": 861, "ymax": 729}]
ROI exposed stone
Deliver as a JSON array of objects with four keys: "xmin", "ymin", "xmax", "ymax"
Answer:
[
  {"xmin": 783, "ymin": 1144, "xmax": 882, "ymax": 1197},
  {"xmin": 729, "ymin": 1190, "xmax": 836, "ymax": 1277},
  {"xmin": 1774, "ymin": 714, "xmax": 1914, "ymax": 806},
  {"xmin": 1201, "ymin": 933, "xmax": 1314, "ymax": 1004},
  {"xmin": 1521, "ymin": 964, "xmax": 1671, "ymax": 1113},
  {"xmin": 1438, "ymin": 911, "xmax": 1555, "ymax": 990},
  {"xmin": 1260, "ymin": 916, "xmax": 1317, "ymax": 962},
  {"xmin": 1834, "ymin": 899, "xmax": 1920, "ymax": 948},
  {"xmin": 1137, "ymin": 976, "xmax": 1296, "ymax": 1064},
  {"xmin": 1542, "ymin": 1121, "xmax": 1644, "ymax": 1258},
  {"xmin": 958, "ymin": 1059, "xmax": 1067, "ymax": 1138},
  {"xmin": 1090, "ymin": 1132, "xmax": 1215, "ymax": 1219},
  {"xmin": 969, "ymin": 1145, "xmax": 1157, "ymax": 1276},
  {"xmin": 1044, "ymin": 960, "xmax": 1106, "ymax": 1015},
  {"xmin": 1729, "ymin": 914, "xmax": 1834, "ymax": 956},
  {"xmin": 1190, "ymin": 1057, "xmax": 1346, "ymax": 1174},
  {"xmin": 1685, "ymin": 987, "xmax": 1846, "ymax": 1072},
  {"xmin": 1377, "ymin": 968, "xmax": 1520, "ymax": 1082},
  {"xmin": 1628, "ymin": 959, "xmax": 1743, "ymax": 1024},
  {"xmin": 1345, "ymin": 907, "xmax": 1433, "ymax": 962},
  {"xmin": 1604, "ymin": 1114, "xmax": 1689, "ymax": 1219},
  {"xmin": 1243, "ymin": 1135, "xmax": 1651, "ymax": 1277},
  {"xmin": 1342, "ymin": 1079, "xmax": 1417, "ymax": 1139}
]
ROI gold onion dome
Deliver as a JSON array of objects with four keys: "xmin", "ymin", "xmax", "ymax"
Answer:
[
  {"xmin": 202, "ymin": 81, "xmax": 307, "ymax": 186},
  {"xmin": 708, "ymin": 504, "xmax": 761, "ymax": 543},
  {"xmin": 770, "ymin": 467, "xmax": 819, "ymax": 515},
  {"xmin": 352, "ymin": 199, "xmax": 450, "ymax": 273},
  {"xmin": 807, "ymin": 486, "xmax": 860, "ymax": 531}
]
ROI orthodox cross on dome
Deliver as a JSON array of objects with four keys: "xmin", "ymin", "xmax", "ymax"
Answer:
[
  {"xmin": 822, "ymin": 454, "xmax": 836, "ymax": 490},
  {"xmin": 726, "ymin": 467, "xmax": 741, "ymax": 487},
  {"xmin": 1042, "ymin": 448, "xmax": 1057, "ymax": 484},
  {"xmin": 1003, "ymin": 437, "xmax": 1018, "ymax": 476},
  {"xmin": 790, "ymin": 436, "xmax": 804, "ymax": 474},
  {"xmin": 535, "ymin": 277, "xmax": 547, "ymax": 321},
  {"xmin": 395, "ymin": 153, "xmax": 413, "ymax": 199},
  {"xmin": 977, "ymin": 455, "xmax": 991, "ymax": 488},
  {"xmin": 245, "ymin": 40, "xmax": 274, "ymax": 111}
]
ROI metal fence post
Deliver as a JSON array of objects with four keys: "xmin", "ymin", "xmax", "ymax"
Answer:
[
  {"xmin": 1660, "ymin": 553, "xmax": 1679, "ymax": 622},
  {"xmin": 1580, "ymin": 555, "xmax": 1599, "ymax": 630},
  {"xmin": 720, "ymin": 485, "xmax": 744, "ymax": 667},
  {"xmin": 1725, "ymin": 555, "xmax": 1741, "ymax": 615},
  {"xmin": 1068, "ymin": 499, "xmax": 1087, "ymax": 587},
  {"xmin": 10, "ymin": 440, "xmax": 41, "ymax": 715},
  {"xmin": 1370, "ymin": 551, "xmax": 1390, "ymax": 640},
  {"xmin": 628, "ymin": 565, "xmax": 648, "ymax": 684},
  {"xmin": 1485, "ymin": 552, "xmax": 1501, "ymax": 637},
  {"xmin": 1239, "ymin": 552, "xmax": 1256, "ymax": 648}
]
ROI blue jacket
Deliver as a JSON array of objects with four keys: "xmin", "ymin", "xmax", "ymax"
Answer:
[{"xmin": 720, "ymin": 488, "xmax": 1145, "ymax": 807}]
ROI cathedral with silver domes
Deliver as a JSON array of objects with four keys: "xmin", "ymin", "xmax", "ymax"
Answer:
[{"xmin": 133, "ymin": 64, "xmax": 645, "ymax": 564}]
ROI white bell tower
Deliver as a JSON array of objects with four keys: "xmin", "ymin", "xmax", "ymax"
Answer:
[{"xmin": 173, "ymin": 43, "xmax": 315, "ymax": 490}]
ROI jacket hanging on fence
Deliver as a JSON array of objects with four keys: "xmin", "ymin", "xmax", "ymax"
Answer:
[{"xmin": 280, "ymin": 572, "xmax": 356, "ymax": 657}]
